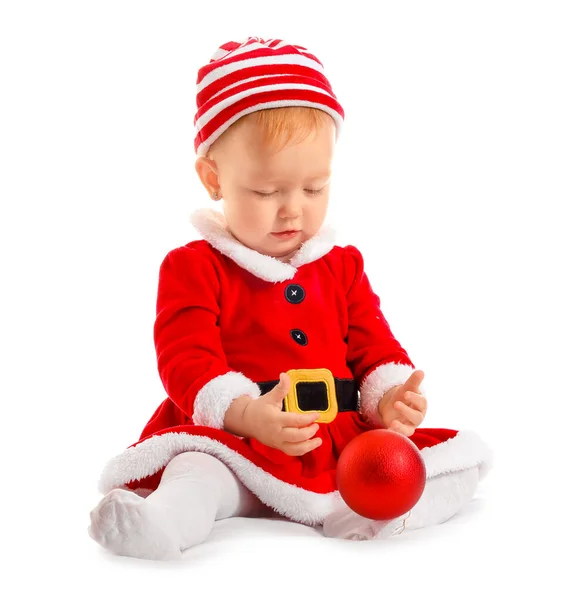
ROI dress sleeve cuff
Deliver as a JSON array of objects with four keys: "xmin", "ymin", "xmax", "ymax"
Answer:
[
  {"xmin": 193, "ymin": 371, "xmax": 262, "ymax": 430},
  {"xmin": 358, "ymin": 361, "xmax": 427, "ymax": 427}
]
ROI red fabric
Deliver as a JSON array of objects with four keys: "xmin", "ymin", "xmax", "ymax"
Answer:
[
  {"xmin": 126, "ymin": 418, "xmax": 458, "ymax": 495},
  {"xmin": 154, "ymin": 241, "xmax": 413, "ymax": 406},
  {"xmin": 123, "ymin": 240, "xmax": 458, "ymax": 493}
]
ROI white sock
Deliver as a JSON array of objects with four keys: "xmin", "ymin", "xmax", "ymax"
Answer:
[
  {"xmin": 322, "ymin": 466, "xmax": 480, "ymax": 540},
  {"xmin": 88, "ymin": 451, "xmax": 263, "ymax": 560}
]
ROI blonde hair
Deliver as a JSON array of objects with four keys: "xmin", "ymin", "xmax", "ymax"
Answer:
[{"xmin": 207, "ymin": 106, "xmax": 334, "ymax": 157}]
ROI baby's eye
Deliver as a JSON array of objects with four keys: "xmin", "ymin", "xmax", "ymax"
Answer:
[{"xmin": 253, "ymin": 188, "xmax": 325, "ymax": 197}]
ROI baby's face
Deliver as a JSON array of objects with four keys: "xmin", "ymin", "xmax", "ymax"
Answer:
[{"xmin": 200, "ymin": 115, "xmax": 336, "ymax": 262}]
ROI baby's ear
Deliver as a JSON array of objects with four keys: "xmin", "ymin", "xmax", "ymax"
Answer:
[{"xmin": 195, "ymin": 156, "xmax": 220, "ymax": 196}]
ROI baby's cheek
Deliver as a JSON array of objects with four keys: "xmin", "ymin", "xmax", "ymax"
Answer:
[{"xmin": 243, "ymin": 201, "xmax": 272, "ymax": 229}]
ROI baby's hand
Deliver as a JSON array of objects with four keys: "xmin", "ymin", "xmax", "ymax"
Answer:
[
  {"xmin": 243, "ymin": 373, "xmax": 323, "ymax": 456},
  {"xmin": 378, "ymin": 370, "xmax": 428, "ymax": 436}
]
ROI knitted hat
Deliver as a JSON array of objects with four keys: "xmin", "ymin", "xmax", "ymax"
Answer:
[{"xmin": 193, "ymin": 36, "xmax": 345, "ymax": 156}]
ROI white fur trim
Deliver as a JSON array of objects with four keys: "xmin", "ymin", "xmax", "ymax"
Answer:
[
  {"xmin": 358, "ymin": 362, "xmax": 427, "ymax": 427},
  {"xmin": 290, "ymin": 222, "xmax": 337, "ymax": 268},
  {"xmin": 189, "ymin": 207, "xmax": 336, "ymax": 283},
  {"xmin": 193, "ymin": 371, "xmax": 262, "ymax": 430},
  {"xmin": 421, "ymin": 428, "xmax": 494, "ymax": 480},
  {"xmin": 96, "ymin": 428, "xmax": 493, "ymax": 526},
  {"xmin": 99, "ymin": 433, "xmax": 338, "ymax": 526}
]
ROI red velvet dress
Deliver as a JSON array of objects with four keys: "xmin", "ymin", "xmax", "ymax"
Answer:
[{"xmin": 97, "ymin": 208, "xmax": 492, "ymax": 526}]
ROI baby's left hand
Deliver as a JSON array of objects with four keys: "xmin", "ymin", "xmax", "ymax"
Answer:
[{"xmin": 378, "ymin": 370, "xmax": 428, "ymax": 436}]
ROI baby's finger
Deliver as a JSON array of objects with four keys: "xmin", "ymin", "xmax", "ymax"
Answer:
[
  {"xmin": 394, "ymin": 400, "xmax": 424, "ymax": 426},
  {"xmin": 282, "ymin": 423, "xmax": 319, "ymax": 443},
  {"xmin": 389, "ymin": 419, "xmax": 415, "ymax": 437},
  {"xmin": 403, "ymin": 392, "xmax": 427, "ymax": 414},
  {"xmin": 280, "ymin": 411, "xmax": 321, "ymax": 428},
  {"xmin": 282, "ymin": 436, "xmax": 323, "ymax": 457}
]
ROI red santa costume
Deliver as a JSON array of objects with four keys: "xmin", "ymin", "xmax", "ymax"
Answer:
[
  {"xmin": 98, "ymin": 206, "xmax": 493, "ymax": 531},
  {"xmin": 96, "ymin": 36, "xmax": 493, "ymax": 537}
]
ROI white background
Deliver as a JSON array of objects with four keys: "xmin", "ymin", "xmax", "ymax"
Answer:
[{"xmin": 1, "ymin": 1, "xmax": 571, "ymax": 598}]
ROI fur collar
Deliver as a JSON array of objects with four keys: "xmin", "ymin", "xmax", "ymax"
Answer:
[{"xmin": 189, "ymin": 207, "xmax": 337, "ymax": 283}]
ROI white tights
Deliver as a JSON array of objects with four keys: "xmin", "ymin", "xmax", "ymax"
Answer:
[
  {"xmin": 89, "ymin": 451, "xmax": 480, "ymax": 560},
  {"xmin": 88, "ymin": 451, "xmax": 269, "ymax": 560}
]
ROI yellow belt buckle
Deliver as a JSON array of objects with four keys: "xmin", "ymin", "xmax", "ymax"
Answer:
[{"xmin": 285, "ymin": 368, "xmax": 338, "ymax": 424}]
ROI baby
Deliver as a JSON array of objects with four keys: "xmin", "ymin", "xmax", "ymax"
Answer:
[{"xmin": 89, "ymin": 36, "xmax": 493, "ymax": 560}]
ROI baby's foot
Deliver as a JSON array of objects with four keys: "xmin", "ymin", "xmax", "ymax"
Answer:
[
  {"xmin": 322, "ymin": 504, "xmax": 406, "ymax": 540},
  {"xmin": 88, "ymin": 488, "xmax": 181, "ymax": 560}
]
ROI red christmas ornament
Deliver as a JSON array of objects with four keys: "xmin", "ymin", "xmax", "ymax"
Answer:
[{"xmin": 336, "ymin": 429, "xmax": 427, "ymax": 520}]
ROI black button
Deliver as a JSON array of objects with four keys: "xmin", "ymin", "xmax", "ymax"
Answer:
[
  {"xmin": 290, "ymin": 329, "xmax": 308, "ymax": 346},
  {"xmin": 285, "ymin": 284, "xmax": 305, "ymax": 304}
]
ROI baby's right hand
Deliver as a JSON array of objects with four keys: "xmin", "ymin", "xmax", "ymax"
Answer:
[{"xmin": 243, "ymin": 373, "xmax": 323, "ymax": 456}]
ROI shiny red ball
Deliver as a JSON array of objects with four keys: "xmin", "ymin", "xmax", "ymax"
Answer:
[{"xmin": 336, "ymin": 429, "xmax": 426, "ymax": 520}]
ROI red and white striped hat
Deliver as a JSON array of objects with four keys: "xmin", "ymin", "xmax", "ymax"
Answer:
[{"xmin": 193, "ymin": 36, "xmax": 345, "ymax": 156}]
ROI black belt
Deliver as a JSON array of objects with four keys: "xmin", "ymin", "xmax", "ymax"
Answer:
[{"xmin": 257, "ymin": 377, "xmax": 358, "ymax": 413}]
